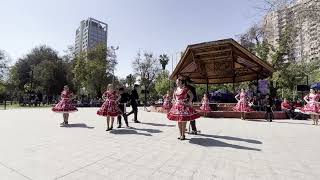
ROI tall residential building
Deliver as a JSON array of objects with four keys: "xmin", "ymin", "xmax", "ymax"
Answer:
[
  {"xmin": 75, "ymin": 18, "xmax": 108, "ymax": 55},
  {"xmin": 263, "ymin": 0, "xmax": 320, "ymax": 62}
]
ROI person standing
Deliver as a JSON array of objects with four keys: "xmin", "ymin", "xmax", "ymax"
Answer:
[
  {"xmin": 127, "ymin": 84, "xmax": 140, "ymax": 123},
  {"xmin": 265, "ymin": 94, "xmax": 274, "ymax": 122},
  {"xmin": 167, "ymin": 78, "xmax": 200, "ymax": 140},
  {"xmin": 233, "ymin": 88, "xmax": 252, "ymax": 120},
  {"xmin": 97, "ymin": 84, "xmax": 122, "ymax": 131},
  {"xmin": 281, "ymin": 98, "xmax": 294, "ymax": 119},
  {"xmin": 185, "ymin": 77, "xmax": 198, "ymax": 134},
  {"xmin": 117, "ymin": 87, "xmax": 130, "ymax": 128},
  {"xmin": 52, "ymin": 85, "xmax": 78, "ymax": 126},
  {"xmin": 301, "ymin": 88, "xmax": 320, "ymax": 125},
  {"xmin": 200, "ymin": 93, "xmax": 211, "ymax": 117}
]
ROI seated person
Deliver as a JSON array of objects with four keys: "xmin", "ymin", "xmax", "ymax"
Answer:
[{"xmin": 281, "ymin": 98, "xmax": 294, "ymax": 119}]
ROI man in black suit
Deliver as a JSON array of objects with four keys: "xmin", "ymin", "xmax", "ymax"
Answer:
[
  {"xmin": 117, "ymin": 87, "xmax": 130, "ymax": 128},
  {"xmin": 127, "ymin": 84, "xmax": 140, "ymax": 123},
  {"xmin": 185, "ymin": 77, "xmax": 198, "ymax": 134}
]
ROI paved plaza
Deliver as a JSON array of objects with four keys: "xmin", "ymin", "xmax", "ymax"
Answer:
[{"xmin": 0, "ymin": 108, "xmax": 320, "ymax": 180}]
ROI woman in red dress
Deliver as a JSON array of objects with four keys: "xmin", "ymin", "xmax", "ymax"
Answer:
[
  {"xmin": 162, "ymin": 90, "xmax": 172, "ymax": 112},
  {"xmin": 52, "ymin": 85, "xmax": 78, "ymax": 125},
  {"xmin": 167, "ymin": 78, "xmax": 200, "ymax": 140},
  {"xmin": 233, "ymin": 89, "xmax": 252, "ymax": 120},
  {"xmin": 301, "ymin": 88, "xmax": 320, "ymax": 125},
  {"xmin": 200, "ymin": 93, "xmax": 211, "ymax": 117},
  {"xmin": 97, "ymin": 84, "xmax": 122, "ymax": 131}
]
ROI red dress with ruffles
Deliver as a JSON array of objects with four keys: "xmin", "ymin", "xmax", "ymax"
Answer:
[
  {"xmin": 200, "ymin": 98, "xmax": 211, "ymax": 112},
  {"xmin": 162, "ymin": 94, "xmax": 172, "ymax": 110},
  {"xmin": 97, "ymin": 90, "xmax": 121, "ymax": 117},
  {"xmin": 167, "ymin": 87, "xmax": 200, "ymax": 121},
  {"xmin": 233, "ymin": 92, "xmax": 252, "ymax": 112},
  {"xmin": 301, "ymin": 93, "xmax": 320, "ymax": 115},
  {"xmin": 52, "ymin": 91, "xmax": 78, "ymax": 113}
]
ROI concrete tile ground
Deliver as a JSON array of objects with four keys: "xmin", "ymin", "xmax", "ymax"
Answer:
[{"xmin": 0, "ymin": 107, "xmax": 320, "ymax": 180}]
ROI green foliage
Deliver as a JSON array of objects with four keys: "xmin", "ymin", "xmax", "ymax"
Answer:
[
  {"xmin": 159, "ymin": 54, "xmax": 170, "ymax": 70},
  {"xmin": 73, "ymin": 44, "xmax": 112, "ymax": 97},
  {"xmin": 7, "ymin": 45, "xmax": 70, "ymax": 95},
  {"xmin": 155, "ymin": 71, "xmax": 171, "ymax": 96}
]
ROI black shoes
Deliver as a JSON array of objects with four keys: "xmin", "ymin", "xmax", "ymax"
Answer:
[
  {"xmin": 134, "ymin": 120, "xmax": 141, "ymax": 123},
  {"xmin": 106, "ymin": 127, "xmax": 113, "ymax": 131}
]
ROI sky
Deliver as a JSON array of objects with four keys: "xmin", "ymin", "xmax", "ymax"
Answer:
[{"xmin": 0, "ymin": 0, "xmax": 267, "ymax": 78}]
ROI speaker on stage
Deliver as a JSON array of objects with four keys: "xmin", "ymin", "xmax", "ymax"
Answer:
[{"xmin": 297, "ymin": 85, "xmax": 309, "ymax": 92}]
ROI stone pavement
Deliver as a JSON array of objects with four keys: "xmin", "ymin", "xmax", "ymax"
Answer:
[{"xmin": 0, "ymin": 108, "xmax": 320, "ymax": 180}]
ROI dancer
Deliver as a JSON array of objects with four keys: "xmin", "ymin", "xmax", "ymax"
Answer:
[
  {"xmin": 52, "ymin": 85, "xmax": 78, "ymax": 126},
  {"xmin": 233, "ymin": 88, "xmax": 252, "ymax": 120},
  {"xmin": 185, "ymin": 77, "xmax": 198, "ymax": 134},
  {"xmin": 200, "ymin": 93, "xmax": 211, "ymax": 117},
  {"xmin": 117, "ymin": 87, "xmax": 130, "ymax": 128},
  {"xmin": 167, "ymin": 78, "xmax": 200, "ymax": 140},
  {"xmin": 127, "ymin": 84, "xmax": 140, "ymax": 123},
  {"xmin": 162, "ymin": 90, "xmax": 172, "ymax": 112},
  {"xmin": 301, "ymin": 88, "xmax": 320, "ymax": 125},
  {"xmin": 97, "ymin": 84, "xmax": 122, "ymax": 131}
]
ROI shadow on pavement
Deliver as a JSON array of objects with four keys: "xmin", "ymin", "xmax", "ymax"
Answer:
[
  {"xmin": 189, "ymin": 138, "xmax": 261, "ymax": 151},
  {"xmin": 60, "ymin": 123, "xmax": 94, "ymax": 129},
  {"xmin": 271, "ymin": 121, "xmax": 312, "ymax": 126},
  {"xmin": 198, "ymin": 134, "xmax": 262, "ymax": 144},
  {"xmin": 131, "ymin": 127, "xmax": 162, "ymax": 133},
  {"xmin": 141, "ymin": 122, "xmax": 175, "ymax": 127},
  {"xmin": 110, "ymin": 129, "xmax": 152, "ymax": 136}
]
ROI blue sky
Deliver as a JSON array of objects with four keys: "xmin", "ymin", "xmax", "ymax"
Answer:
[{"xmin": 0, "ymin": 0, "xmax": 266, "ymax": 78}]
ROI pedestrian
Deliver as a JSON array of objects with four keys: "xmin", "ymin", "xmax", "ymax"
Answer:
[
  {"xmin": 265, "ymin": 94, "xmax": 274, "ymax": 122},
  {"xmin": 52, "ymin": 85, "xmax": 78, "ymax": 126},
  {"xmin": 127, "ymin": 84, "xmax": 140, "ymax": 123},
  {"xmin": 281, "ymin": 98, "xmax": 294, "ymax": 119},
  {"xmin": 117, "ymin": 87, "xmax": 130, "ymax": 128},
  {"xmin": 97, "ymin": 84, "xmax": 122, "ymax": 131},
  {"xmin": 185, "ymin": 77, "xmax": 199, "ymax": 134},
  {"xmin": 167, "ymin": 78, "xmax": 200, "ymax": 140}
]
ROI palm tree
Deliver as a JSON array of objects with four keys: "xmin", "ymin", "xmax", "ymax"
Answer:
[
  {"xmin": 126, "ymin": 74, "xmax": 136, "ymax": 88},
  {"xmin": 159, "ymin": 54, "xmax": 169, "ymax": 71}
]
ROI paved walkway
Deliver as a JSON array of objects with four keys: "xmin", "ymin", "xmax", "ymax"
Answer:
[{"xmin": 0, "ymin": 108, "xmax": 320, "ymax": 180}]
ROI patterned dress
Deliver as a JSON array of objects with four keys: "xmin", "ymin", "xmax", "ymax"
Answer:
[
  {"xmin": 200, "ymin": 98, "xmax": 211, "ymax": 112},
  {"xmin": 301, "ymin": 93, "xmax": 320, "ymax": 115},
  {"xmin": 97, "ymin": 90, "xmax": 122, "ymax": 117},
  {"xmin": 167, "ymin": 87, "xmax": 200, "ymax": 121},
  {"xmin": 52, "ymin": 90, "xmax": 78, "ymax": 113},
  {"xmin": 162, "ymin": 94, "xmax": 172, "ymax": 110},
  {"xmin": 233, "ymin": 92, "xmax": 252, "ymax": 112}
]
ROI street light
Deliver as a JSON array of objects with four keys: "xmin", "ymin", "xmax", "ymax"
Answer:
[{"xmin": 110, "ymin": 46, "xmax": 119, "ymax": 84}]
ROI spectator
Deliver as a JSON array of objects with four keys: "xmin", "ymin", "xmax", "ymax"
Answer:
[{"xmin": 281, "ymin": 98, "xmax": 294, "ymax": 119}]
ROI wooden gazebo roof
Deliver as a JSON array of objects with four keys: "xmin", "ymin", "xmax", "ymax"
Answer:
[{"xmin": 170, "ymin": 38, "xmax": 274, "ymax": 84}]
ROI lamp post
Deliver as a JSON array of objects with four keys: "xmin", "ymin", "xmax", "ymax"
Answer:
[{"xmin": 110, "ymin": 46, "xmax": 119, "ymax": 84}]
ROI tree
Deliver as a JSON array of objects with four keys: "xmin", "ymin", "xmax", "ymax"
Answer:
[
  {"xmin": 155, "ymin": 71, "xmax": 170, "ymax": 96},
  {"xmin": 0, "ymin": 50, "xmax": 9, "ymax": 80},
  {"xmin": 126, "ymin": 74, "xmax": 136, "ymax": 88},
  {"xmin": 132, "ymin": 52, "xmax": 161, "ymax": 106},
  {"xmin": 8, "ymin": 45, "xmax": 71, "ymax": 96},
  {"xmin": 159, "ymin": 54, "xmax": 170, "ymax": 70}
]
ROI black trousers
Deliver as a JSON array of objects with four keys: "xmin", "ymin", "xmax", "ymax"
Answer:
[
  {"xmin": 127, "ymin": 104, "xmax": 138, "ymax": 121},
  {"xmin": 117, "ymin": 104, "xmax": 128, "ymax": 126},
  {"xmin": 190, "ymin": 120, "xmax": 197, "ymax": 131},
  {"xmin": 265, "ymin": 107, "xmax": 274, "ymax": 121}
]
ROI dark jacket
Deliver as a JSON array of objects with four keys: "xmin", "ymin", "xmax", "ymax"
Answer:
[
  {"xmin": 186, "ymin": 85, "xmax": 197, "ymax": 102},
  {"xmin": 119, "ymin": 92, "xmax": 130, "ymax": 104},
  {"xmin": 130, "ymin": 89, "xmax": 139, "ymax": 105}
]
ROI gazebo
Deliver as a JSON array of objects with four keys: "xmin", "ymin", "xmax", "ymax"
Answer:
[{"xmin": 170, "ymin": 38, "xmax": 274, "ymax": 91}]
